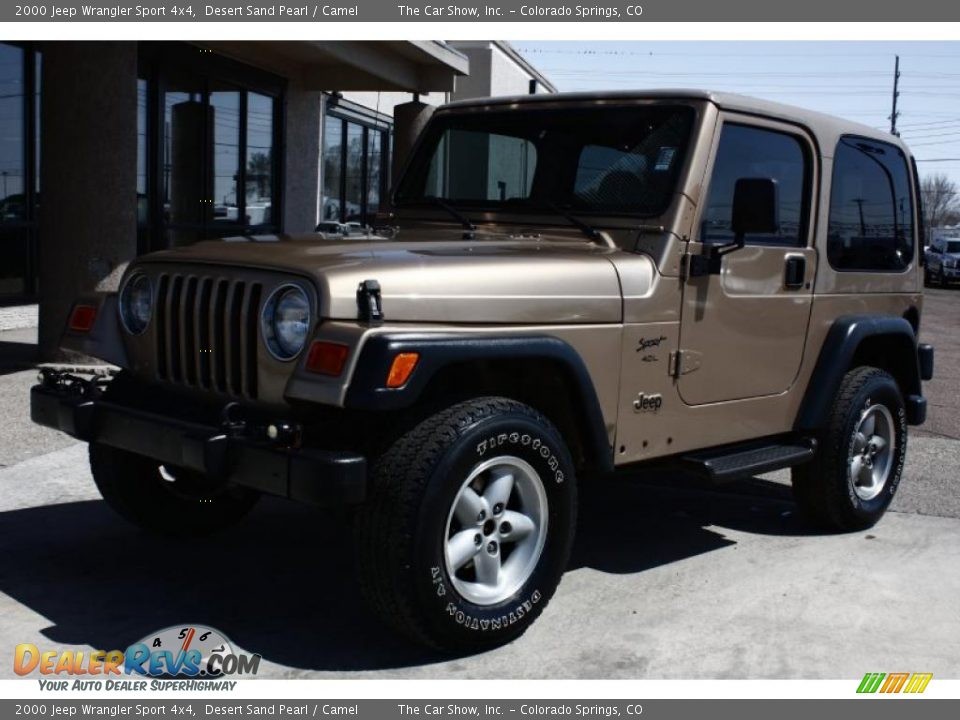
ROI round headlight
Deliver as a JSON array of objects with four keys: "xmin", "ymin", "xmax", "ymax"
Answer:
[
  {"xmin": 263, "ymin": 284, "xmax": 311, "ymax": 360},
  {"xmin": 119, "ymin": 273, "xmax": 153, "ymax": 335}
]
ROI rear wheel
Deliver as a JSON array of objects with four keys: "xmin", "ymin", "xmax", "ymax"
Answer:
[
  {"xmin": 792, "ymin": 367, "xmax": 907, "ymax": 531},
  {"xmin": 354, "ymin": 397, "xmax": 577, "ymax": 651}
]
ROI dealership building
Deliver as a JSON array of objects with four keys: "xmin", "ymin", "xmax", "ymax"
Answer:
[{"xmin": 0, "ymin": 40, "xmax": 554, "ymax": 359}]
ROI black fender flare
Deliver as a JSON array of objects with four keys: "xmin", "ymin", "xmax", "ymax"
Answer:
[
  {"xmin": 796, "ymin": 315, "xmax": 924, "ymax": 430},
  {"xmin": 344, "ymin": 333, "xmax": 614, "ymax": 473}
]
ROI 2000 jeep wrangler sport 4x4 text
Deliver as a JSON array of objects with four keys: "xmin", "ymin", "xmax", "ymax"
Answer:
[{"xmin": 33, "ymin": 90, "xmax": 935, "ymax": 651}]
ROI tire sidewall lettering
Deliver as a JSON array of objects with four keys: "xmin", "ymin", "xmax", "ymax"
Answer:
[
  {"xmin": 476, "ymin": 430, "xmax": 565, "ymax": 485},
  {"xmin": 442, "ymin": 589, "xmax": 544, "ymax": 632}
]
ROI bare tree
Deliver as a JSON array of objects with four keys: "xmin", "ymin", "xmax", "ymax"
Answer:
[{"xmin": 921, "ymin": 174, "xmax": 960, "ymax": 240}]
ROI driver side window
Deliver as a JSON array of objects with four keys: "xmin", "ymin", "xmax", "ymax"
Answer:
[{"xmin": 702, "ymin": 123, "xmax": 809, "ymax": 247}]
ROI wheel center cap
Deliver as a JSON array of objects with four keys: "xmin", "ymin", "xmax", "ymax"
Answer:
[{"xmin": 482, "ymin": 519, "xmax": 496, "ymax": 536}]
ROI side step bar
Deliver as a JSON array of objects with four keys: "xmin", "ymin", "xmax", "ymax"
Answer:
[{"xmin": 680, "ymin": 438, "xmax": 817, "ymax": 483}]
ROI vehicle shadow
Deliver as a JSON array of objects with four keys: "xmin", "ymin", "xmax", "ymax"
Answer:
[
  {"xmin": 0, "ymin": 340, "xmax": 38, "ymax": 376},
  {"xmin": 0, "ymin": 470, "xmax": 814, "ymax": 674}
]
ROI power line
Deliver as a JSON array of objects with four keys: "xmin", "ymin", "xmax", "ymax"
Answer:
[
  {"xmin": 518, "ymin": 47, "xmax": 960, "ymax": 60},
  {"xmin": 902, "ymin": 129, "xmax": 960, "ymax": 141}
]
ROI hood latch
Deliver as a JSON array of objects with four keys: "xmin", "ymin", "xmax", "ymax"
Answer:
[{"xmin": 357, "ymin": 279, "xmax": 384, "ymax": 324}]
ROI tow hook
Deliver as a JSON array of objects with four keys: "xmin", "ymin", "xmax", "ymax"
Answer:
[{"xmin": 219, "ymin": 402, "xmax": 302, "ymax": 449}]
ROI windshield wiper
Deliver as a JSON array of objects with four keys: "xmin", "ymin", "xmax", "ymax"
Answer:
[
  {"xmin": 423, "ymin": 196, "xmax": 476, "ymax": 235},
  {"xmin": 544, "ymin": 201, "xmax": 605, "ymax": 244}
]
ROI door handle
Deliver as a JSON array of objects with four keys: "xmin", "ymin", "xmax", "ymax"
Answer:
[{"xmin": 784, "ymin": 255, "xmax": 806, "ymax": 289}]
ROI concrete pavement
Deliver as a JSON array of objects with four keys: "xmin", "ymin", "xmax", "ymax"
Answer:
[{"xmin": 0, "ymin": 427, "xmax": 958, "ymax": 679}]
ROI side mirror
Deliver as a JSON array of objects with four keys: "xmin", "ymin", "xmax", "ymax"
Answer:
[
  {"xmin": 731, "ymin": 177, "xmax": 780, "ymax": 241},
  {"xmin": 689, "ymin": 177, "xmax": 779, "ymax": 278}
]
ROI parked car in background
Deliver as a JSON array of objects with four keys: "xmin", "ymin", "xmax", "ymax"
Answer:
[
  {"xmin": 315, "ymin": 221, "xmax": 349, "ymax": 238},
  {"xmin": 924, "ymin": 236, "xmax": 960, "ymax": 287}
]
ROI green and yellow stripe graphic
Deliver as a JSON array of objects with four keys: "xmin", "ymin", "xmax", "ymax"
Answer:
[{"xmin": 857, "ymin": 672, "xmax": 932, "ymax": 694}]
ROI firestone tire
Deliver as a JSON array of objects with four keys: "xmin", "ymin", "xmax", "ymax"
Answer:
[
  {"xmin": 90, "ymin": 443, "xmax": 260, "ymax": 536},
  {"xmin": 354, "ymin": 397, "xmax": 577, "ymax": 651},
  {"xmin": 792, "ymin": 367, "xmax": 907, "ymax": 531}
]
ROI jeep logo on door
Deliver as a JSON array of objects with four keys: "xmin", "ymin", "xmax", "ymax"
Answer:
[{"xmin": 633, "ymin": 393, "xmax": 663, "ymax": 413}]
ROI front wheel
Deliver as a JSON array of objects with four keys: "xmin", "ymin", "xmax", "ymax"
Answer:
[
  {"xmin": 354, "ymin": 397, "xmax": 577, "ymax": 651},
  {"xmin": 792, "ymin": 367, "xmax": 907, "ymax": 531},
  {"xmin": 90, "ymin": 444, "xmax": 259, "ymax": 536}
]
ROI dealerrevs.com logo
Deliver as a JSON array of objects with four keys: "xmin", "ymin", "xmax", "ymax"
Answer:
[{"xmin": 14, "ymin": 625, "xmax": 260, "ymax": 691}]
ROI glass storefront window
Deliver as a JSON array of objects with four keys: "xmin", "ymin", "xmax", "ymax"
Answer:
[
  {"xmin": 210, "ymin": 90, "xmax": 240, "ymax": 227},
  {"xmin": 154, "ymin": 71, "xmax": 279, "ymax": 246},
  {"xmin": 322, "ymin": 115, "xmax": 343, "ymax": 222},
  {"xmin": 0, "ymin": 44, "xmax": 25, "ymax": 224},
  {"xmin": 246, "ymin": 92, "xmax": 273, "ymax": 227},
  {"xmin": 366, "ymin": 130, "xmax": 382, "ymax": 218},
  {"xmin": 137, "ymin": 78, "xmax": 148, "ymax": 225},
  {"xmin": 344, "ymin": 123, "xmax": 364, "ymax": 223},
  {"xmin": 0, "ymin": 42, "xmax": 38, "ymax": 300},
  {"xmin": 34, "ymin": 51, "xmax": 40, "ymax": 201},
  {"xmin": 164, "ymin": 88, "xmax": 205, "ymax": 240},
  {"xmin": 322, "ymin": 107, "xmax": 389, "ymax": 227}
]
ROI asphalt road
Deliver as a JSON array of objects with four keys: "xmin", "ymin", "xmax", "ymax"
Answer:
[
  {"xmin": 917, "ymin": 286, "xmax": 960, "ymax": 442},
  {"xmin": 0, "ymin": 288, "xmax": 958, "ymax": 679}
]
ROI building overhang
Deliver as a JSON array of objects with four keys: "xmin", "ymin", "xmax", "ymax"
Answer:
[{"xmin": 197, "ymin": 41, "xmax": 469, "ymax": 93}]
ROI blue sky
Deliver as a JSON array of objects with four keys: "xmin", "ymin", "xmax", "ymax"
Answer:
[{"xmin": 514, "ymin": 41, "xmax": 960, "ymax": 188}]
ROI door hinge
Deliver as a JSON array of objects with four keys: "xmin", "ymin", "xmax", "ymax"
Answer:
[{"xmin": 669, "ymin": 349, "xmax": 703, "ymax": 377}]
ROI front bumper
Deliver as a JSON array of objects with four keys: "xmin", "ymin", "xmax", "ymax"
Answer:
[{"xmin": 30, "ymin": 379, "xmax": 367, "ymax": 507}]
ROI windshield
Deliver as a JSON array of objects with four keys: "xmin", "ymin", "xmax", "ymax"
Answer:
[
  {"xmin": 395, "ymin": 104, "xmax": 696, "ymax": 218},
  {"xmin": 946, "ymin": 240, "xmax": 960, "ymax": 254}
]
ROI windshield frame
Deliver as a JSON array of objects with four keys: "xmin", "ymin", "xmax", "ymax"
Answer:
[{"xmin": 392, "ymin": 100, "xmax": 702, "ymax": 223}]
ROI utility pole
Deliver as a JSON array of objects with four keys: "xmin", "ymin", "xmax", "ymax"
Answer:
[{"xmin": 889, "ymin": 55, "xmax": 901, "ymax": 137}]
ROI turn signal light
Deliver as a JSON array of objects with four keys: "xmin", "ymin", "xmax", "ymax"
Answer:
[
  {"xmin": 68, "ymin": 304, "xmax": 97, "ymax": 333},
  {"xmin": 386, "ymin": 352, "xmax": 420, "ymax": 388},
  {"xmin": 305, "ymin": 341, "xmax": 349, "ymax": 376}
]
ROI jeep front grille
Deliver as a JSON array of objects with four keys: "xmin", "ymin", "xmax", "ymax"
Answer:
[{"xmin": 154, "ymin": 274, "xmax": 262, "ymax": 399}]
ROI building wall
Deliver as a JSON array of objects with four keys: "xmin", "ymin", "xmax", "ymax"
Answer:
[
  {"xmin": 38, "ymin": 42, "xmax": 138, "ymax": 359},
  {"xmin": 448, "ymin": 41, "xmax": 555, "ymax": 102}
]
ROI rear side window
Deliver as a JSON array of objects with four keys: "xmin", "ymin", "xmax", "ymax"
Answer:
[
  {"xmin": 827, "ymin": 136, "xmax": 915, "ymax": 271},
  {"xmin": 701, "ymin": 124, "xmax": 809, "ymax": 247}
]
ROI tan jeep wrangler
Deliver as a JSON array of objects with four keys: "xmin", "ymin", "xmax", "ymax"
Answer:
[{"xmin": 32, "ymin": 90, "xmax": 935, "ymax": 651}]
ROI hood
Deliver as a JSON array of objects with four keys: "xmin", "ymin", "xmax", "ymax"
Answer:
[{"xmin": 138, "ymin": 232, "xmax": 645, "ymax": 324}]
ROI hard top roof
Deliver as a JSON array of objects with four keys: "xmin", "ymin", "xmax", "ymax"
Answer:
[{"xmin": 440, "ymin": 89, "xmax": 910, "ymax": 155}]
